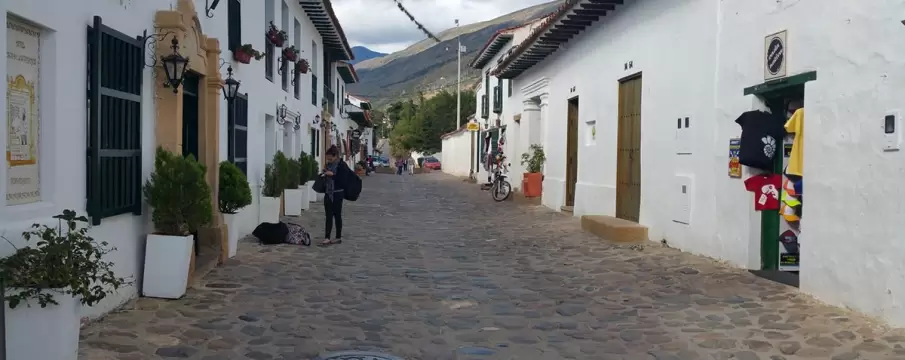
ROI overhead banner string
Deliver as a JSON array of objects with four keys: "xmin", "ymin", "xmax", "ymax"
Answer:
[{"xmin": 391, "ymin": 0, "xmax": 442, "ymax": 43}]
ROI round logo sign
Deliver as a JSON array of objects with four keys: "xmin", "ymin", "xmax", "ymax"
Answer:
[{"xmin": 765, "ymin": 36, "xmax": 784, "ymax": 75}]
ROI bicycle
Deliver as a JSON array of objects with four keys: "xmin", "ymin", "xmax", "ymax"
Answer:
[{"xmin": 489, "ymin": 155, "xmax": 512, "ymax": 202}]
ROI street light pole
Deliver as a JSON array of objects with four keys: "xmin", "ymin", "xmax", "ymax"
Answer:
[{"xmin": 455, "ymin": 19, "xmax": 461, "ymax": 129}]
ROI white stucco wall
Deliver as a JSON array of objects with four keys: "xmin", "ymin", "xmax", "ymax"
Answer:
[
  {"xmin": 715, "ymin": 0, "xmax": 905, "ymax": 327},
  {"xmin": 515, "ymin": 0, "xmax": 724, "ymax": 259},
  {"xmin": 2, "ymin": 0, "xmax": 172, "ymax": 321},
  {"xmin": 506, "ymin": 0, "xmax": 905, "ymax": 327},
  {"xmin": 1, "ymin": 0, "xmax": 347, "ymax": 320},
  {"xmin": 441, "ymin": 130, "xmax": 472, "ymax": 177}
]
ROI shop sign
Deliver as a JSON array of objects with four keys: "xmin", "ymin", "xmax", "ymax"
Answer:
[
  {"xmin": 764, "ymin": 30, "xmax": 787, "ymax": 80},
  {"xmin": 728, "ymin": 138, "xmax": 741, "ymax": 178},
  {"xmin": 466, "ymin": 121, "xmax": 480, "ymax": 132}
]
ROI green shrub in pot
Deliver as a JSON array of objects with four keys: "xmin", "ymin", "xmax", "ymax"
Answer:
[
  {"xmin": 143, "ymin": 147, "xmax": 213, "ymax": 235},
  {"xmin": 218, "ymin": 161, "xmax": 252, "ymax": 214}
]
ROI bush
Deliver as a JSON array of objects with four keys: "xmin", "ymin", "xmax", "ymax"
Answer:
[
  {"xmin": 298, "ymin": 152, "xmax": 311, "ymax": 185},
  {"xmin": 286, "ymin": 157, "xmax": 300, "ymax": 189},
  {"xmin": 144, "ymin": 147, "xmax": 213, "ymax": 236},
  {"xmin": 307, "ymin": 154, "xmax": 319, "ymax": 181},
  {"xmin": 218, "ymin": 161, "xmax": 252, "ymax": 214},
  {"xmin": 272, "ymin": 151, "xmax": 295, "ymax": 190},
  {"xmin": 0, "ymin": 210, "xmax": 130, "ymax": 308},
  {"xmin": 262, "ymin": 163, "xmax": 279, "ymax": 197},
  {"xmin": 521, "ymin": 144, "xmax": 546, "ymax": 173}
]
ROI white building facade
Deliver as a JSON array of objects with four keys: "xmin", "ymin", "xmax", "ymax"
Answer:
[
  {"xmin": 1, "ymin": 0, "xmax": 357, "ymax": 321},
  {"xmin": 465, "ymin": 18, "xmax": 547, "ymax": 186},
  {"xmin": 491, "ymin": 0, "xmax": 905, "ymax": 327}
]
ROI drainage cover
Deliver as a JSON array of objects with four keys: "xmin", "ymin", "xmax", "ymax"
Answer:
[
  {"xmin": 205, "ymin": 283, "xmax": 242, "ymax": 289},
  {"xmin": 315, "ymin": 351, "xmax": 404, "ymax": 360}
]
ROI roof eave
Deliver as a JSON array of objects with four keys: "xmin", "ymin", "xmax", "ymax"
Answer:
[{"xmin": 299, "ymin": 0, "xmax": 354, "ymax": 61}]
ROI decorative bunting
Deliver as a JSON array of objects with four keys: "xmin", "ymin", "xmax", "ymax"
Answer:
[{"xmin": 391, "ymin": 0, "xmax": 441, "ymax": 43}]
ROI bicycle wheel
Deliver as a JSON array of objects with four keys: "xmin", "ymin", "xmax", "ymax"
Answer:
[{"xmin": 492, "ymin": 180, "xmax": 512, "ymax": 202}]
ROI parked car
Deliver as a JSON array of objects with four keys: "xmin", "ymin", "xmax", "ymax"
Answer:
[
  {"xmin": 422, "ymin": 157, "xmax": 441, "ymax": 170},
  {"xmin": 373, "ymin": 156, "xmax": 389, "ymax": 167}
]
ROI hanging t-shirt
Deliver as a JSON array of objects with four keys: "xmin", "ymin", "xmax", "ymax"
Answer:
[
  {"xmin": 784, "ymin": 108, "xmax": 804, "ymax": 176},
  {"xmin": 735, "ymin": 110, "xmax": 786, "ymax": 170},
  {"xmin": 744, "ymin": 173, "xmax": 781, "ymax": 211}
]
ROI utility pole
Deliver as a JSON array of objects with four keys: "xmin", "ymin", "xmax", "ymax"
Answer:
[{"xmin": 455, "ymin": 19, "xmax": 462, "ymax": 129}]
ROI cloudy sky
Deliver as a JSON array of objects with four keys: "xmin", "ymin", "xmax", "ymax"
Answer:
[{"xmin": 332, "ymin": 0, "xmax": 555, "ymax": 54}]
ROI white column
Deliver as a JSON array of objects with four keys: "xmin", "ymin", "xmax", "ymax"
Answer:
[
  {"xmin": 522, "ymin": 99, "xmax": 540, "ymax": 151},
  {"xmin": 538, "ymin": 93, "xmax": 550, "ymax": 148}
]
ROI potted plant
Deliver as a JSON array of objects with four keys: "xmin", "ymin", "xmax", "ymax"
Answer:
[
  {"xmin": 356, "ymin": 160, "xmax": 367, "ymax": 176},
  {"xmin": 219, "ymin": 161, "xmax": 252, "ymax": 258},
  {"xmin": 266, "ymin": 21, "xmax": 287, "ymax": 47},
  {"xmin": 0, "ymin": 210, "xmax": 128, "ymax": 360},
  {"xmin": 282, "ymin": 46, "xmax": 300, "ymax": 62},
  {"xmin": 520, "ymin": 144, "xmax": 546, "ymax": 198},
  {"xmin": 259, "ymin": 163, "xmax": 281, "ymax": 224},
  {"xmin": 296, "ymin": 58, "xmax": 310, "ymax": 74},
  {"xmin": 234, "ymin": 44, "xmax": 264, "ymax": 64},
  {"xmin": 283, "ymin": 154, "xmax": 304, "ymax": 216},
  {"xmin": 143, "ymin": 147, "xmax": 212, "ymax": 299},
  {"xmin": 305, "ymin": 153, "xmax": 320, "ymax": 203}
]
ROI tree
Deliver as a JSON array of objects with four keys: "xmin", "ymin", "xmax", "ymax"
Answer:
[{"xmin": 388, "ymin": 90, "xmax": 476, "ymax": 155}]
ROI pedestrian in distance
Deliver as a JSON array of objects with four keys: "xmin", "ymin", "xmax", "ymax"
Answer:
[
  {"xmin": 395, "ymin": 158, "xmax": 404, "ymax": 175},
  {"xmin": 318, "ymin": 145, "xmax": 351, "ymax": 247}
]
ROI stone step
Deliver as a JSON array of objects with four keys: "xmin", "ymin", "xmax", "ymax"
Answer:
[{"xmin": 581, "ymin": 215, "xmax": 648, "ymax": 243}]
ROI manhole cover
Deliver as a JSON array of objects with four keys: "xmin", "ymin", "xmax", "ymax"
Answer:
[
  {"xmin": 204, "ymin": 283, "xmax": 242, "ymax": 289},
  {"xmin": 315, "ymin": 351, "xmax": 404, "ymax": 360}
]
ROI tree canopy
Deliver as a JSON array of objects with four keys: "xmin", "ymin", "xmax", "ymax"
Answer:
[{"xmin": 388, "ymin": 90, "xmax": 476, "ymax": 157}]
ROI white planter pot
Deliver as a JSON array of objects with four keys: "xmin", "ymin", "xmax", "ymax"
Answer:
[
  {"xmin": 5, "ymin": 289, "xmax": 79, "ymax": 360},
  {"xmin": 299, "ymin": 185, "xmax": 310, "ymax": 211},
  {"xmin": 259, "ymin": 196, "xmax": 281, "ymax": 224},
  {"xmin": 307, "ymin": 181, "xmax": 318, "ymax": 202},
  {"xmin": 222, "ymin": 212, "xmax": 241, "ymax": 258},
  {"xmin": 284, "ymin": 189, "xmax": 304, "ymax": 216},
  {"xmin": 142, "ymin": 234, "xmax": 193, "ymax": 299}
]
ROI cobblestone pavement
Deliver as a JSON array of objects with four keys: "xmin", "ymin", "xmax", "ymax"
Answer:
[{"xmin": 80, "ymin": 173, "xmax": 905, "ymax": 360}]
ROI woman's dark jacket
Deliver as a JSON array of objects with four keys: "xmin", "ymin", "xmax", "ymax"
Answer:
[{"xmin": 328, "ymin": 161, "xmax": 353, "ymax": 191}]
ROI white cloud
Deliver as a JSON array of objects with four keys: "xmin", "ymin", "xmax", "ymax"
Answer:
[{"xmin": 332, "ymin": 0, "xmax": 555, "ymax": 53}]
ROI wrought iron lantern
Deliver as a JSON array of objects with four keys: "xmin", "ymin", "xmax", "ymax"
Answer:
[
  {"xmin": 160, "ymin": 37, "xmax": 189, "ymax": 94},
  {"xmin": 293, "ymin": 113, "xmax": 301, "ymax": 130},
  {"xmin": 312, "ymin": 114, "xmax": 321, "ymax": 126},
  {"xmin": 222, "ymin": 66, "xmax": 240, "ymax": 101},
  {"xmin": 277, "ymin": 104, "xmax": 288, "ymax": 125}
]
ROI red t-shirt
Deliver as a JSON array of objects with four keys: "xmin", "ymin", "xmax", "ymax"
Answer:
[{"xmin": 744, "ymin": 174, "xmax": 781, "ymax": 211}]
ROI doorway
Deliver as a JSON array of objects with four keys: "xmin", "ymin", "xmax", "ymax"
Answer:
[
  {"xmin": 616, "ymin": 75, "xmax": 642, "ymax": 222},
  {"xmin": 181, "ymin": 72, "xmax": 201, "ymax": 160},
  {"xmin": 565, "ymin": 97, "xmax": 579, "ymax": 208}
]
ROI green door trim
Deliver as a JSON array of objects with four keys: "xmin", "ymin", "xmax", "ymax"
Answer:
[
  {"xmin": 743, "ymin": 70, "xmax": 815, "ymax": 271},
  {"xmin": 743, "ymin": 71, "xmax": 817, "ymax": 96}
]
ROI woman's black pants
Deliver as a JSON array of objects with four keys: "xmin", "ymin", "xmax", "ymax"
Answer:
[{"xmin": 324, "ymin": 194, "xmax": 344, "ymax": 239}]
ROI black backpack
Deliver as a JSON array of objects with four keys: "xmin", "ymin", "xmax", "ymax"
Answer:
[
  {"xmin": 344, "ymin": 170, "xmax": 362, "ymax": 201},
  {"xmin": 252, "ymin": 222, "xmax": 288, "ymax": 245}
]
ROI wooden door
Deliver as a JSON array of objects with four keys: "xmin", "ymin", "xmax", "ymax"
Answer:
[
  {"xmin": 181, "ymin": 72, "xmax": 200, "ymax": 160},
  {"xmin": 565, "ymin": 97, "xmax": 579, "ymax": 207},
  {"xmin": 616, "ymin": 75, "xmax": 642, "ymax": 222}
]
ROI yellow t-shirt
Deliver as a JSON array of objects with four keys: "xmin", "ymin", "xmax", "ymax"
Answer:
[{"xmin": 784, "ymin": 108, "xmax": 804, "ymax": 176}]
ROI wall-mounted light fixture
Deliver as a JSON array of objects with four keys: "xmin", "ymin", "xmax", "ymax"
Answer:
[
  {"xmin": 140, "ymin": 32, "xmax": 188, "ymax": 93},
  {"xmin": 205, "ymin": 0, "xmax": 221, "ymax": 18},
  {"xmin": 222, "ymin": 66, "xmax": 240, "ymax": 101},
  {"xmin": 277, "ymin": 104, "xmax": 288, "ymax": 125},
  {"xmin": 312, "ymin": 114, "xmax": 321, "ymax": 126}
]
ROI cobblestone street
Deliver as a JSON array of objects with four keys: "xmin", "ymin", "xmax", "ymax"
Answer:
[{"xmin": 80, "ymin": 173, "xmax": 905, "ymax": 360}]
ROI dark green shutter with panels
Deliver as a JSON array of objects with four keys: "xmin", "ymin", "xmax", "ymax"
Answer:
[
  {"xmin": 227, "ymin": 0, "xmax": 241, "ymax": 52},
  {"xmin": 86, "ymin": 16, "xmax": 143, "ymax": 225},
  {"xmin": 228, "ymin": 93, "xmax": 249, "ymax": 174},
  {"xmin": 312, "ymin": 74, "xmax": 318, "ymax": 105}
]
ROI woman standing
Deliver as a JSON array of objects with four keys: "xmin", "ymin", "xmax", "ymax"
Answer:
[{"xmin": 319, "ymin": 145, "xmax": 351, "ymax": 247}]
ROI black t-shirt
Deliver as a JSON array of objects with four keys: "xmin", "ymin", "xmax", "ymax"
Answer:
[{"xmin": 735, "ymin": 110, "xmax": 786, "ymax": 171}]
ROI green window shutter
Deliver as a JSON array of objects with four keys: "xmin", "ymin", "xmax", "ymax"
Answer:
[{"xmin": 87, "ymin": 16, "xmax": 144, "ymax": 225}]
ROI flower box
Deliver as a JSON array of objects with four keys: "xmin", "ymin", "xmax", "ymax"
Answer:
[
  {"xmin": 266, "ymin": 22, "xmax": 287, "ymax": 47},
  {"xmin": 297, "ymin": 59, "xmax": 310, "ymax": 74},
  {"xmin": 282, "ymin": 46, "xmax": 300, "ymax": 62}
]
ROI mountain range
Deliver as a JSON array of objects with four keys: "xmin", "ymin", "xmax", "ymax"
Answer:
[
  {"xmin": 350, "ymin": 46, "xmax": 387, "ymax": 65},
  {"xmin": 347, "ymin": 1, "xmax": 561, "ymax": 108}
]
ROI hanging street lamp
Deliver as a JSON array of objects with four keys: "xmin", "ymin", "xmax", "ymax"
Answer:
[
  {"xmin": 222, "ymin": 66, "xmax": 240, "ymax": 101},
  {"xmin": 160, "ymin": 37, "xmax": 189, "ymax": 94},
  {"xmin": 277, "ymin": 104, "xmax": 288, "ymax": 125}
]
